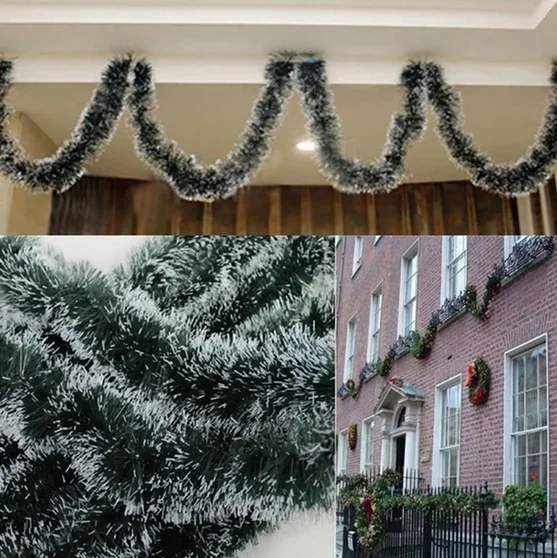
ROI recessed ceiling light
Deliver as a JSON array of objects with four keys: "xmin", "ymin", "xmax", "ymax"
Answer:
[{"xmin": 296, "ymin": 140, "xmax": 317, "ymax": 152}]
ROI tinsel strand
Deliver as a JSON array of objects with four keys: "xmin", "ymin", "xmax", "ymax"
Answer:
[
  {"xmin": 128, "ymin": 54, "xmax": 296, "ymax": 201},
  {"xmin": 2, "ymin": 54, "xmax": 557, "ymax": 197},
  {"xmin": 0, "ymin": 55, "xmax": 132, "ymax": 192},
  {"xmin": 295, "ymin": 56, "xmax": 428, "ymax": 194}
]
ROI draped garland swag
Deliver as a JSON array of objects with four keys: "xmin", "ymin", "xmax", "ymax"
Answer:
[{"xmin": 2, "ymin": 53, "xmax": 557, "ymax": 200}]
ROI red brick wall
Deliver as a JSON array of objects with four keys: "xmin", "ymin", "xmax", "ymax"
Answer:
[{"xmin": 336, "ymin": 236, "xmax": 557, "ymax": 506}]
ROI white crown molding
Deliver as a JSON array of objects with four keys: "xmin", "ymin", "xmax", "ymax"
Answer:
[
  {"xmin": 11, "ymin": 55, "xmax": 553, "ymax": 86},
  {"xmin": 0, "ymin": 0, "xmax": 555, "ymax": 29}
]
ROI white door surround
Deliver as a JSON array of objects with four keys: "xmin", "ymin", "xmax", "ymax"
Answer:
[{"xmin": 375, "ymin": 381, "xmax": 424, "ymax": 489}]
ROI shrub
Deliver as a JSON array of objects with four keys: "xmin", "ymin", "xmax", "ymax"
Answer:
[{"xmin": 502, "ymin": 479, "xmax": 547, "ymax": 527}]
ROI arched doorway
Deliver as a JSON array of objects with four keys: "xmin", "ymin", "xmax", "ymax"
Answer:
[{"xmin": 374, "ymin": 381, "xmax": 424, "ymax": 491}]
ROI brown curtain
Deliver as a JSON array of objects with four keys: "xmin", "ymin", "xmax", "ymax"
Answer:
[{"xmin": 49, "ymin": 176, "xmax": 521, "ymax": 235}]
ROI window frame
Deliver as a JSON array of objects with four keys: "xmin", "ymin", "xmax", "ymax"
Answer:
[
  {"xmin": 352, "ymin": 236, "xmax": 364, "ymax": 276},
  {"xmin": 338, "ymin": 429, "xmax": 349, "ymax": 475},
  {"xmin": 366, "ymin": 284, "xmax": 383, "ymax": 364},
  {"xmin": 432, "ymin": 374, "xmax": 462, "ymax": 488},
  {"xmin": 397, "ymin": 240, "xmax": 419, "ymax": 337},
  {"xmin": 440, "ymin": 236, "xmax": 468, "ymax": 304},
  {"xmin": 343, "ymin": 316, "xmax": 357, "ymax": 383},
  {"xmin": 504, "ymin": 334, "xmax": 549, "ymax": 493}
]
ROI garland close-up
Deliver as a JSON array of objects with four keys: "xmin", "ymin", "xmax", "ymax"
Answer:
[
  {"xmin": 2, "ymin": 54, "xmax": 557, "ymax": 199},
  {"xmin": 0, "ymin": 235, "xmax": 334, "ymax": 558}
]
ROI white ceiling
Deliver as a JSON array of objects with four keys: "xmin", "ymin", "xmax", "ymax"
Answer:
[{"xmin": 2, "ymin": 0, "xmax": 557, "ymax": 86}]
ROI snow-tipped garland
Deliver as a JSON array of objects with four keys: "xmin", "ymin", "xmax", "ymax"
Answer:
[
  {"xmin": 0, "ymin": 56, "xmax": 132, "ymax": 192},
  {"xmin": 295, "ymin": 57, "xmax": 428, "ymax": 195},
  {"xmin": 128, "ymin": 54, "xmax": 296, "ymax": 201},
  {"xmin": 425, "ymin": 60, "xmax": 557, "ymax": 197},
  {"xmin": 2, "ymin": 54, "xmax": 557, "ymax": 198},
  {"xmin": 0, "ymin": 235, "xmax": 334, "ymax": 557}
]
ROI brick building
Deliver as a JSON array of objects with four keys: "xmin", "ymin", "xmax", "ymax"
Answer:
[{"xmin": 336, "ymin": 235, "xmax": 557, "ymax": 507}]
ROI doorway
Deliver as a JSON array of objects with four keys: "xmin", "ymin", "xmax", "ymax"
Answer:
[{"xmin": 394, "ymin": 434, "xmax": 406, "ymax": 491}]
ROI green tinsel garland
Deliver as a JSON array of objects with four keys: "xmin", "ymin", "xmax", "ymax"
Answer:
[{"xmin": 3, "ymin": 54, "xmax": 557, "ymax": 198}]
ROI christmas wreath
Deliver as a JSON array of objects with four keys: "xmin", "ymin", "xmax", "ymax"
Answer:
[
  {"xmin": 465, "ymin": 357, "xmax": 491, "ymax": 405},
  {"xmin": 348, "ymin": 424, "xmax": 358, "ymax": 450},
  {"xmin": 346, "ymin": 378, "xmax": 364, "ymax": 398}
]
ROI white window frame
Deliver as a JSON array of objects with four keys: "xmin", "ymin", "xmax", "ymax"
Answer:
[
  {"xmin": 397, "ymin": 240, "xmax": 419, "ymax": 337},
  {"xmin": 504, "ymin": 235, "xmax": 532, "ymax": 258},
  {"xmin": 432, "ymin": 374, "xmax": 462, "ymax": 488},
  {"xmin": 440, "ymin": 236, "xmax": 467, "ymax": 304},
  {"xmin": 503, "ymin": 334, "xmax": 549, "ymax": 493},
  {"xmin": 352, "ymin": 236, "xmax": 364, "ymax": 275},
  {"xmin": 343, "ymin": 316, "xmax": 357, "ymax": 383},
  {"xmin": 338, "ymin": 429, "xmax": 349, "ymax": 475},
  {"xmin": 366, "ymin": 285, "xmax": 382, "ymax": 364},
  {"xmin": 360, "ymin": 416, "xmax": 375, "ymax": 473}
]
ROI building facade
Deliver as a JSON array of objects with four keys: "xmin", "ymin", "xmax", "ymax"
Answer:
[{"xmin": 336, "ymin": 235, "xmax": 557, "ymax": 507}]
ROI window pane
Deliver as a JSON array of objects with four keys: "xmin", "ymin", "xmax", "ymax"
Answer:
[
  {"xmin": 526, "ymin": 352, "xmax": 538, "ymax": 390},
  {"xmin": 527, "ymin": 432, "xmax": 540, "ymax": 455},
  {"xmin": 540, "ymin": 386, "xmax": 547, "ymax": 427},
  {"xmin": 450, "ymin": 447, "xmax": 459, "ymax": 478},
  {"xmin": 539, "ymin": 347, "xmax": 547, "ymax": 385},
  {"xmin": 541, "ymin": 454, "xmax": 548, "ymax": 486},
  {"xmin": 513, "ymin": 394, "xmax": 524, "ymax": 433},
  {"xmin": 527, "ymin": 454, "xmax": 540, "ymax": 484},
  {"xmin": 515, "ymin": 456, "xmax": 526, "ymax": 486},
  {"xmin": 515, "ymin": 434, "xmax": 527, "ymax": 458},
  {"xmin": 525, "ymin": 390, "xmax": 538, "ymax": 429}
]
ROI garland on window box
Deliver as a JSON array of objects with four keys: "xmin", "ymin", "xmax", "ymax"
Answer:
[
  {"xmin": 463, "ymin": 273, "xmax": 502, "ymax": 320},
  {"xmin": 465, "ymin": 356, "xmax": 491, "ymax": 406},
  {"xmin": 346, "ymin": 378, "xmax": 363, "ymax": 398},
  {"xmin": 345, "ymin": 265, "xmax": 505, "ymax": 398},
  {"xmin": 348, "ymin": 424, "xmax": 358, "ymax": 450},
  {"xmin": 410, "ymin": 322, "xmax": 438, "ymax": 359}
]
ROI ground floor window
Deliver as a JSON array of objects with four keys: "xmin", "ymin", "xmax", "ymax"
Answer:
[
  {"xmin": 434, "ymin": 378, "xmax": 461, "ymax": 487},
  {"xmin": 338, "ymin": 430, "xmax": 348, "ymax": 475},
  {"xmin": 510, "ymin": 342, "xmax": 548, "ymax": 487},
  {"xmin": 361, "ymin": 418, "xmax": 374, "ymax": 473}
]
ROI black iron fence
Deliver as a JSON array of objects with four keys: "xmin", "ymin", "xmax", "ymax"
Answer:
[{"xmin": 338, "ymin": 478, "xmax": 557, "ymax": 558}]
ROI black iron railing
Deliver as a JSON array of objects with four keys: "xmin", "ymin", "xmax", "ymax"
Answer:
[{"xmin": 338, "ymin": 479, "xmax": 557, "ymax": 558}]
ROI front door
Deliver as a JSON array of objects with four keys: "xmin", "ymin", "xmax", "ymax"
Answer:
[
  {"xmin": 389, "ymin": 434, "xmax": 406, "ymax": 533},
  {"xmin": 394, "ymin": 434, "xmax": 406, "ymax": 491}
]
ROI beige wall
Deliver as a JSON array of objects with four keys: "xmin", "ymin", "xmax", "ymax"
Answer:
[
  {"xmin": 238, "ymin": 512, "xmax": 334, "ymax": 558},
  {"xmin": 0, "ymin": 112, "xmax": 53, "ymax": 235}
]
